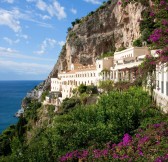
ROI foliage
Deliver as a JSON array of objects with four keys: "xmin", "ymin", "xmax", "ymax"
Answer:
[
  {"xmin": 0, "ymin": 117, "xmax": 27, "ymax": 157},
  {"xmin": 86, "ymin": 85, "xmax": 98, "ymax": 94},
  {"xmin": 88, "ymin": 11, "xmax": 95, "ymax": 16},
  {"xmin": 133, "ymin": 38, "xmax": 142, "ymax": 47},
  {"xmin": 99, "ymin": 80, "xmax": 114, "ymax": 93},
  {"xmin": 41, "ymin": 90, "xmax": 49, "ymax": 101},
  {"xmin": 24, "ymin": 100, "xmax": 42, "ymax": 122},
  {"xmin": 0, "ymin": 125, "xmax": 15, "ymax": 156},
  {"xmin": 99, "ymin": 51, "xmax": 114, "ymax": 59},
  {"xmin": 67, "ymin": 27, "xmax": 72, "ymax": 32},
  {"xmin": 117, "ymin": 46, "xmax": 126, "ymax": 52},
  {"xmin": 79, "ymin": 92, "xmax": 89, "ymax": 105},
  {"xmin": 114, "ymin": 81, "xmax": 134, "ymax": 91},
  {"xmin": 78, "ymin": 84, "xmax": 87, "ymax": 94},
  {"xmin": 50, "ymin": 87, "xmax": 154, "ymax": 159},
  {"xmin": 61, "ymin": 97, "xmax": 81, "ymax": 112},
  {"xmin": 60, "ymin": 121, "xmax": 168, "ymax": 161},
  {"xmin": 47, "ymin": 105, "xmax": 55, "ymax": 118},
  {"xmin": 1, "ymin": 87, "xmax": 167, "ymax": 162},
  {"xmin": 16, "ymin": 117, "xmax": 27, "ymax": 141},
  {"xmin": 71, "ymin": 19, "xmax": 81, "ymax": 27}
]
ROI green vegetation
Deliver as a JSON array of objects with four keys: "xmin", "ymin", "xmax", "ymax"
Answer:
[
  {"xmin": 117, "ymin": 46, "xmax": 126, "ymax": 52},
  {"xmin": 24, "ymin": 100, "xmax": 41, "ymax": 121},
  {"xmin": 71, "ymin": 18, "xmax": 81, "ymax": 27},
  {"xmin": 133, "ymin": 38, "xmax": 142, "ymax": 47},
  {"xmin": 61, "ymin": 97, "xmax": 81, "ymax": 113},
  {"xmin": 41, "ymin": 90, "xmax": 49, "ymax": 101},
  {"xmin": 67, "ymin": 27, "xmax": 72, "ymax": 32},
  {"xmin": 68, "ymin": 31, "xmax": 77, "ymax": 40},
  {"xmin": 1, "ymin": 86, "xmax": 167, "ymax": 162},
  {"xmin": 99, "ymin": 51, "xmax": 114, "ymax": 59},
  {"xmin": 99, "ymin": 80, "xmax": 114, "ymax": 93}
]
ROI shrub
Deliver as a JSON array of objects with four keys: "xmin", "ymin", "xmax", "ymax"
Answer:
[
  {"xmin": 67, "ymin": 27, "xmax": 72, "ymax": 32},
  {"xmin": 50, "ymin": 87, "xmax": 153, "ymax": 159},
  {"xmin": 61, "ymin": 97, "xmax": 81, "ymax": 112},
  {"xmin": 99, "ymin": 80, "xmax": 114, "ymax": 93},
  {"xmin": 41, "ymin": 90, "xmax": 49, "ymax": 101},
  {"xmin": 78, "ymin": 84, "xmax": 87, "ymax": 94},
  {"xmin": 117, "ymin": 46, "xmax": 126, "ymax": 52},
  {"xmin": 133, "ymin": 38, "xmax": 142, "ymax": 47},
  {"xmin": 86, "ymin": 85, "xmax": 98, "ymax": 94}
]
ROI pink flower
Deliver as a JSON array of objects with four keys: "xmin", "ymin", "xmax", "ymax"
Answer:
[
  {"xmin": 150, "ymin": 12, "xmax": 155, "ymax": 17},
  {"xmin": 162, "ymin": 19, "xmax": 168, "ymax": 26},
  {"xmin": 160, "ymin": 0, "xmax": 166, "ymax": 6},
  {"xmin": 123, "ymin": 133, "xmax": 132, "ymax": 146},
  {"xmin": 118, "ymin": 1, "xmax": 122, "ymax": 5}
]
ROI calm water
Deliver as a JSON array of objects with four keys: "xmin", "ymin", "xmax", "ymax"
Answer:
[{"xmin": 0, "ymin": 80, "xmax": 42, "ymax": 134}]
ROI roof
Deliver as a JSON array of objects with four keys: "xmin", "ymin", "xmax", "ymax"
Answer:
[
  {"xmin": 59, "ymin": 66, "xmax": 96, "ymax": 75},
  {"xmin": 114, "ymin": 47, "xmax": 148, "ymax": 55}
]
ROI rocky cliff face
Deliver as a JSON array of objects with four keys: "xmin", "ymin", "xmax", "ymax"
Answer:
[{"xmin": 44, "ymin": 0, "xmax": 146, "ymax": 89}]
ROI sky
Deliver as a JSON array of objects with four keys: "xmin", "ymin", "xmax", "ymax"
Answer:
[{"xmin": 0, "ymin": 0, "xmax": 107, "ymax": 80}]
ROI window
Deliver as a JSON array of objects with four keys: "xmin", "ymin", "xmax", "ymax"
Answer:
[
  {"xmin": 161, "ymin": 81, "xmax": 164, "ymax": 93},
  {"xmin": 99, "ymin": 64, "xmax": 101, "ymax": 68}
]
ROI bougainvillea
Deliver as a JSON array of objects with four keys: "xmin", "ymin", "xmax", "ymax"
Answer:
[
  {"xmin": 60, "ymin": 122, "xmax": 168, "ymax": 161},
  {"xmin": 119, "ymin": 0, "xmax": 168, "ymax": 64}
]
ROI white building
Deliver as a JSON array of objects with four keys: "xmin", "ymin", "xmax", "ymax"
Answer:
[
  {"xmin": 110, "ymin": 47, "xmax": 149, "ymax": 82},
  {"xmin": 50, "ymin": 57, "xmax": 113, "ymax": 101},
  {"xmin": 47, "ymin": 46, "xmax": 168, "ymax": 112},
  {"xmin": 50, "ymin": 47, "xmax": 149, "ymax": 101},
  {"xmin": 154, "ymin": 63, "xmax": 168, "ymax": 112}
]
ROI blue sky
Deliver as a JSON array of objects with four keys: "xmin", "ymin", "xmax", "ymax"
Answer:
[{"xmin": 0, "ymin": 0, "xmax": 107, "ymax": 80}]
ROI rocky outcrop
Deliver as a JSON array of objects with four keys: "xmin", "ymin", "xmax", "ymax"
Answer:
[{"xmin": 44, "ymin": 0, "xmax": 146, "ymax": 89}]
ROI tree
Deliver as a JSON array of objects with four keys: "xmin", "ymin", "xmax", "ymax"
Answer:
[
  {"xmin": 99, "ymin": 80, "xmax": 114, "ymax": 93},
  {"xmin": 78, "ymin": 84, "xmax": 87, "ymax": 94}
]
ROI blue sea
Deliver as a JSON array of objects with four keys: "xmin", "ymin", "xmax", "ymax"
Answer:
[{"xmin": 0, "ymin": 80, "xmax": 42, "ymax": 134}]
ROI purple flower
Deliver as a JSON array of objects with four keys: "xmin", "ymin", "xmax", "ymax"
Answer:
[
  {"xmin": 113, "ymin": 153, "xmax": 119, "ymax": 159},
  {"xmin": 149, "ymin": 29, "xmax": 162, "ymax": 43},
  {"xmin": 150, "ymin": 12, "xmax": 155, "ymax": 17},
  {"xmin": 138, "ymin": 136, "xmax": 149, "ymax": 145},
  {"xmin": 139, "ymin": 150, "xmax": 143, "ymax": 156},
  {"xmin": 123, "ymin": 133, "xmax": 132, "ymax": 146},
  {"xmin": 153, "ymin": 123, "xmax": 161, "ymax": 128},
  {"xmin": 162, "ymin": 19, "xmax": 168, "ymax": 26},
  {"xmin": 160, "ymin": 0, "xmax": 166, "ymax": 6},
  {"xmin": 155, "ymin": 154, "xmax": 168, "ymax": 162},
  {"xmin": 136, "ymin": 134, "xmax": 140, "ymax": 138},
  {"xmin": 118, "ymin": 1, "xmax": 122, "ymax": 5}
]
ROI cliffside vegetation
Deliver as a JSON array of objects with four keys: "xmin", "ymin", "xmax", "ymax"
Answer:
[{"xmin": 1, "ymin": 86, "xmax": 167, "ymax": 162}]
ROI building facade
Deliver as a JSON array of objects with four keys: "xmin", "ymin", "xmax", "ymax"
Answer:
[
  {"xmin": 154, "ymin": 63, "xmax": 168, "ymax": 112},
  {"xmin": 46, "ymin": 47, "xmax": 168, "ymax": 112}
]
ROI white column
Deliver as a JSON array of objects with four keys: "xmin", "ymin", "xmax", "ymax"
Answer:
[{"xmin": 116, "ymin": 70, "xmax": 119, "ymax": 82}]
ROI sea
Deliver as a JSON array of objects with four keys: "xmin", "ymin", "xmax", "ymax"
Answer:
[{"xmin": 0, "ymin": 80, "xmax": 42, "ymax": 134}]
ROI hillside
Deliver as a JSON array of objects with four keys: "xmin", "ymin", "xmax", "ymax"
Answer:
[{"xmin": 43, "ymin": 0, "xmax": 148, "ymax": 89}]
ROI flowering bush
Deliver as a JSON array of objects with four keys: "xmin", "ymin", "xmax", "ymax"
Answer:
[{"xmin": 60, "ymin": 122, "xmax": 168, "ymax": 161}]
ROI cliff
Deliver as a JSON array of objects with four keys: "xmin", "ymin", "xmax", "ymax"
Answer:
[{"xmin": 44, "ymin": 0, "xmax": 146, "ymax": 90}]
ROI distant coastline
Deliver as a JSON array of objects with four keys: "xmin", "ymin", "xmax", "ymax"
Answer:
[{"xmin": 0, "ymin": 80, "xmax": 42, "ymax": 134}]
